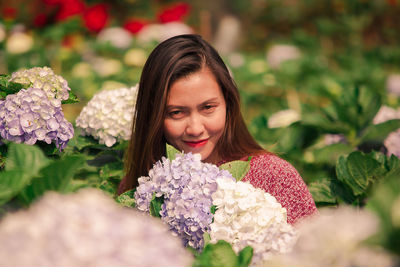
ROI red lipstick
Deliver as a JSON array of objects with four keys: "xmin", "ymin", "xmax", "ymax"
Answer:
[{"xmin": 184, "ymin": 139, "xmax": 208, "ymax": 148}]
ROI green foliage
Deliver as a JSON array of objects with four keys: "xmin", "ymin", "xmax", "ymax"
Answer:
[
  {"xmin": 193, "ymin": 240, "xmax": 253, "ymax": 267},
  {"xmin": 366, "ymin": 169, "xmax": 400, "ymax": 255},
  {"xmin": 0, "ymin": 143, "xmax": 85, "ymax": 207},
  {"xmin": 0, "ymin": 75, "xmax": 26, "ymax": 99},
  {"xmin": 149, "ymin": 194, "xmax": 164, "ymax": 218},
  {"xmin": 219, "ymin": 157, "xmax": 251, "ymax": 181},
  {"xmin": 116, "ymin": 189, "xmax": 136, "ymax": 208}
]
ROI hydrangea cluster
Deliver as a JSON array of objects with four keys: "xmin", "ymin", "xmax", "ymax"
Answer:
[
  {"xmin": 267, "ymin": 206, "xmax": 396, "ymax": 267},
  {"xmin": 75, "ymin": 85, "xmax": 138, "ymax": 147},
  {"xmin": 9, "ymin": 66, "xmax": 70, "ymax": 101},
  {"xmin": 0, "ymin": 87, "xmax": 74, "ymax": 150},
  {"xmin": 0, "ymin": 189, "xmax": 193, "ymax": 267},
  {"xmin": 210, "ymin": 177, "xmax": 298, "ymax": 265},
  {"xmin": 135, "ymin": 152, "xmax": 235, "ymax": 250}
]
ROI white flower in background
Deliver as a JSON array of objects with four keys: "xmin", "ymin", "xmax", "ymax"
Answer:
[
  {"xmin": 268, "ymin": 109, "xmax": 301, "ymax": 128},
  {"xmin": 373, "ymin": 105, "xmax": 400, "ymax": 158},
  {"xmin": 75, "ymin": 85, "xmax": 138, "ymax": 147},
  {"xmin": 100, "ymin": 81, "xmax": 127, "ymax": 91},
  {"xmin": 124, "ymin": 48, "xmax": 147, "ymax": 67},
  {"xmin": 97, "ymin": 27, "xmax": 133, "ymax": 49},
  {"xmin": 0, "ymin": 23, "xmax": 5, "ymax": 43},
  {"xmin": 210, "ymin": 177, "xmax": 298, "ymax": 265},
  {"xmin": 91, "ymin": 57, "xmax": 122, "ymax": 77},
  {"xmin": 71, "ymin": 62, "xmax": 93, "ymax": 78},
  {"xmin": 386, "ymin": 74, "xmax": 400, "ymax": 97},
  {"xmin": 0, "ymin": 189, "xmax": 193, "ymax": 267},
  {"xmin": 267, "ymin": 206, "xmax": 396, "ymax": 267},
  {"xmin": 323, "ymin": 133, "xmax": 347, "ymax": 145},
  {"xmin": 373, "ymin": 105, "xmax": 400, "ymax": 124},
  {"xmin": 6, "ymin": 31, "xmax": 34, "ymax": 54},
  {"xmin": 213, "ymin": 15, "xmax": 241, "ymax": 56},
  {"xmin": 9, "ymin": 66, "xmax": 71, "ymax": 101},
  {"xmin": 228, "ymin": 52, "xmax": 245, "ymax": 68},
  {"xmin": 137, "ymin": 22, "xmax": 193, "ymax": 44},
  {"xmin": 266, "ymin": 44, "xmax": 301, "ymax": 69}
]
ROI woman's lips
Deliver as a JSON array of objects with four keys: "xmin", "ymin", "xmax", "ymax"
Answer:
[{"xmin": 184, "ymin": 139, "xmax": 208, "ymax": 148}]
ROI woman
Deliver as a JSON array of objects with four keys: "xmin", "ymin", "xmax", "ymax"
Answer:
[{"xmin": 119, "ymin": 34, "xmax": 317, "ymax": 224}]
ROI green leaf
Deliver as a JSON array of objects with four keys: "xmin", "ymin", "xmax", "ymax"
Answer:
[
  {"xmin": 210, "ymin": 205, "xmax": 217, "ymax": 214},
  {"xmin": 203, "ymin": 232, "xmax": 211, "ymax": 247},
  {"xmin": 219, "ymin": 158, "xmax": 251, "ymax": 181},
  {"xmin": 5, "ymin": 143, "xmax": 50, "ymax": 174},
  {"xmin": 237, "ymin": 246, "xmax": 253, "ymax": 267},
  {"xmin": 336, "ymin": 151, "xmax": 386, "ymax": 196},
  {"xmin": 18, "ymin": 155, "xmax": 86, "ymax": 204},
  {"xmin": 166, "ymin": 143, "xmax": 181, "ymax": 160},
  {"xmin": 193, "ymin": 240, "xmax": 239, "ymax": 267},
  {"xmin": 116, "ymin": 189, "xmax": 136, "ymax": 208},
  {"xmin": 308, "ymin": 179, "xmax": 337, "ymax": 204},
  {"xmin": 311, "ymin": 143, "xmax": 354, "ymax": 165},
  {"xmin": 61, "ymin": 90, "xmax": 79, "ymax": 104},
  {"xmin": 149, "ymin": 194, "xmax": 164, "ymax": 218},
  {"xmin": 0, "ymin": 75, "xmax": 27, "ymax": 98},
  {"xmin": 360, "ymin": 119, "xmax": 400, "ymax": 143},
  {"xmin": 0, "ymin": 170, "xmax": 29, "ymax": 205}
]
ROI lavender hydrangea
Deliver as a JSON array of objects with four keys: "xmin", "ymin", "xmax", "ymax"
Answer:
[
  {"xmin": 210, "ymin": 177, "xmax": 298, "ymax": 265},
  {"xmin": 0, "ymin": 189, "xmax": 193, "ymax": 267},
  {"xmin": 135, "ymin": 152, "xmax": 235, "ymax": 250},
  {"xmin": 75, "ymin": 85, "xmax": 138, "ymax": 147},
  {"xmin": 0, "ymin": 87, "xmax": 73, "ymax": 149},
  {"xmin": 9, "ymin": 66, "xmax": 71, "ymax": 101}
]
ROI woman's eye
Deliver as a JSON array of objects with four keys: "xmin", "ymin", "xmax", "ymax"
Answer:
[
  {"xmin": 203, "ymin": 105, "xmax": 216, "ymax": 112},
  {"xmin": 168, "ymin": 110, "xmax": 184, "ymax": 118}
]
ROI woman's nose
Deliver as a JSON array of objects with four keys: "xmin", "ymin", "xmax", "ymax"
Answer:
[{"xmin": 185, "ymin": 114, "xmax": 205, "ymax": 136}]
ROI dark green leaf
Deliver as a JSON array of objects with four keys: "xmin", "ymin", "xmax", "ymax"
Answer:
[
  {"xmin": 219, "ymin": 158, "xmax": 251, "ymax": 181},
  {"xmin": 149, "ymin": 194, "xmax": 164, "ymax": 218},
  {"xmin": 61, "ymin": 90, "xmax": 79, "ymax": 104},
  {"xmin": 360, "ymin": 119, "xmax": 400, "ymax": 143},
  {"xmin": 5, "ymin": 143, "xmax": 50, "ymax": 174},
  {"xmin": 237, "ymin": 246, "xmax": 253, "ymax": 267},
  {"xmin": 0, "ymin": 170, "xmax": 29, "ymax": 205},
  {"xmin": 18, "ymin": 155, "xmax": 86, "ymax": 204},
  {"xmin": 311, "ymin": 143, "xmax": 354, "ymax": 165},
  {"xmin": 308, "ymin": 179, "xmax": 337, "ymax": 204}
]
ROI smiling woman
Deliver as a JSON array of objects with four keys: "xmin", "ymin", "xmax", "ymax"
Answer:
[{"xmin": 119, "ymin": 34, "xmax": 317, "ymax": 224}]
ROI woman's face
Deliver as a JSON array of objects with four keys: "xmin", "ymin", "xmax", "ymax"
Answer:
[{"xmin": 163, "ymin": 67, "xmax": 227, "ymax": 164}]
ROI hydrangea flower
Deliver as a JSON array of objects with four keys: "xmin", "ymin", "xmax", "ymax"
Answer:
[
  {"xmin": 9, "ymin": 66, "xmax": 70, "ymax": 101},
  {"xmin": 267, "ymin": 206, "xmax": 396, "ymax": 267},
  {"xmin": 0, "ymin": 189, "xmax": 193, "ymax": 267},
  {"xmin": 135, "ymin": 152, "xmax": 235, "ymax": 250},
  {"xmin": 210, "ymin": 177, "xmax": 298, "ymax": 265},
  {"xmin": 0, "ymin": 87, "xmax": 74, "ymax": 150},
  {"xmin": 75, "ymin": 85, "xmax": 138, "ymax": 147}
]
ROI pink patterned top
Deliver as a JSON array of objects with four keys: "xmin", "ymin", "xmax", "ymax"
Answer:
[{"xmin": 220, "ymin": 153, "xmax": 318, "ymax": 225}]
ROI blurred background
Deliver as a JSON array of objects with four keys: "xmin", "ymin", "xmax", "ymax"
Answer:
[{"xmin": 1, "ymin": 0, "xmax": 400, "ymax": 203}]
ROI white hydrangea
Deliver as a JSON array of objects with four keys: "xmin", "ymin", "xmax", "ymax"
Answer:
[
  {"xmin": 266, "ymin": 44, "xmax": 301, "ymax": 69},
  {"xmin": 0, "ymin": 189, "xmax": 193, "ymax": 267},
  {"xmin": 9, "ymin": 66, "xmax": 70, "ymax": 101},
  {"xmin": 267, "ymin": 206, "xmax": 396, "ymax": 267},
  {"xmin": 210, "ymin": 177, "xmax": 298, "ymax": 265},
  {"xmin": 75, "ymin": 85, "xmax": 138, "ymax": 147},
  {"xmin": 97, "ymin": 27, "xmax": 133, "ymax": 49}
]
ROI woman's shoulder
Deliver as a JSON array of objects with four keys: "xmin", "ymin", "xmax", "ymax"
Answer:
[{"xmin": 247, "ymin": 152, "xmax": 300, "ymax": 177}]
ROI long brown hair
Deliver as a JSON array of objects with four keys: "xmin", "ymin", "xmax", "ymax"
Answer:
[{"xmin": 120, "ymin": 34, "xmax": 264, "ymax": 193}]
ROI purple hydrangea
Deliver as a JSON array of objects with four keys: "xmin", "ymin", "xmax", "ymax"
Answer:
[
  {"xmin": 135, "ymin": 152, "xmax": 235, "ymax": 250},
  {"xmin": 0, "ymin": 87, "xmax": 74, "ymax": 150}
]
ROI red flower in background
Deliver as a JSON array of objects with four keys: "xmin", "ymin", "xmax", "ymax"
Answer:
[
  {"xmin": 43, "ymin": 0, "xmax": 61, "ymax": 5},
  {"xmin": 83, "ymin": 4, "xmax": 109, "ymax": 32},
  {"xmin": 34, "ymin": 13, "xmax": 48, "ymax": 27},
  {"xmin": 123, "ymin": 19, "xmax": 147, "ymax": 34},
  {"xmin": 158, "ymin": 2, "xmax": 190, "ymax": 23},
  {"xmin": 386, "ymin": 0, "xmax": 397, "ymax": 6},
  {"xmin": 2, "ymin": 6, "xmax": 17, "ymax": 20},
  {"xmin": 55, "ymin": 0, "xmax": 85, "ymax": 21}
]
